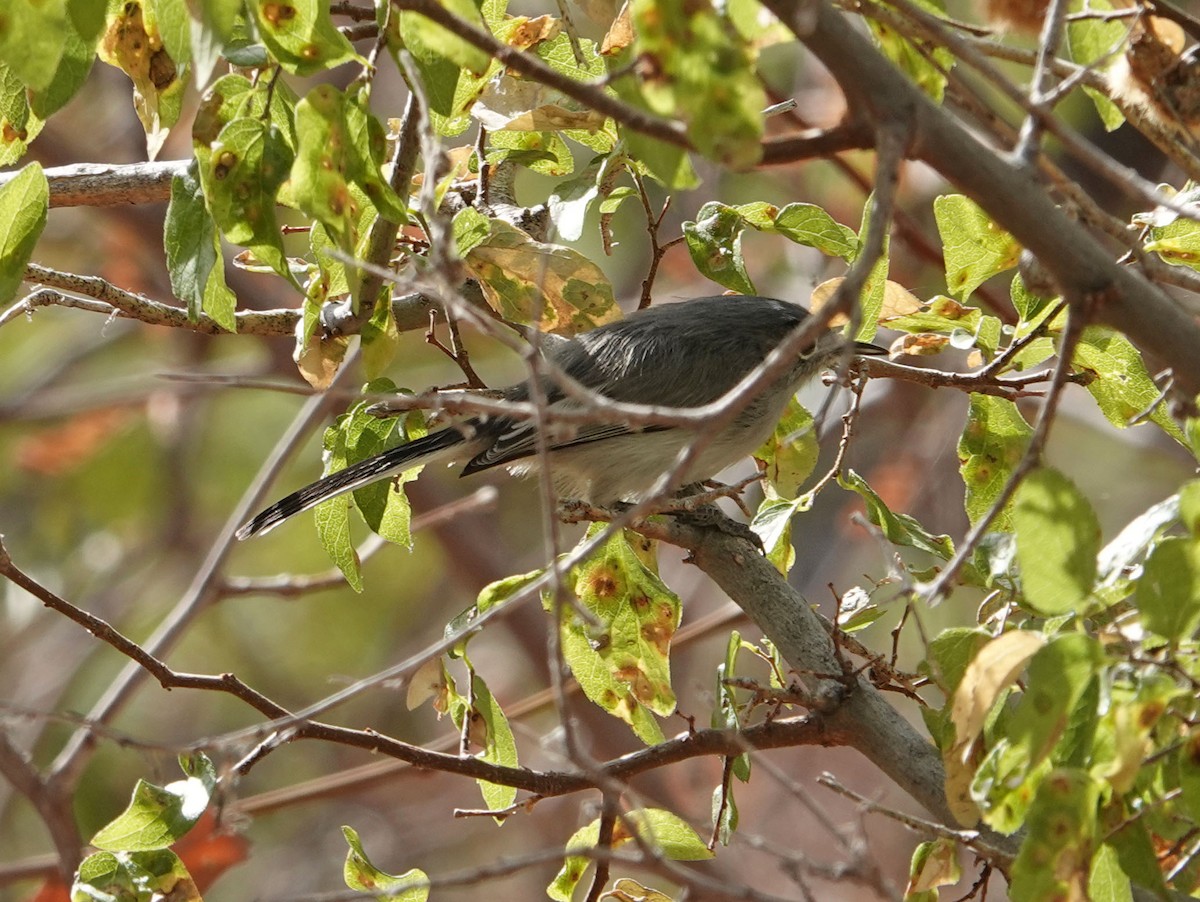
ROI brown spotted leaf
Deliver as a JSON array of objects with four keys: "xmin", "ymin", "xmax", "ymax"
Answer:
[{"xmin": 546, "ymin": 526, "xmax": 682, "ymax": 744}]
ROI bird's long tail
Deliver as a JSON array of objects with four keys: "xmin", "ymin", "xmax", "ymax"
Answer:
[{"xmin": 237, "ymin": 427, "xmax": 467, "ymax": 539}]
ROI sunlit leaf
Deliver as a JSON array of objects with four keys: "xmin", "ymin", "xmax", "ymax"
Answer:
[
  {"xmin": 934, "ymin": 194, "xmax": 1020, "ymax": 300},
  {"xmin": 0, "ymin": 64, "xmax": 44, "ymax": 165},
  {"xmin": 1137, "ymin": 536, "xmax": 1200, "ymax": 640},
  {"xmin": 684, "ymin": 202, "xmax": 755, "ymax": 294},
  {"xmin": 98, "ymin": 2, "xmax": 186, "ymax": 158},
  {"xmin": 549, "ymin": 808, "xmax": 713, "ymax": 902},
  {"xmin": 839, "ymin": 469, "xmax": 955, "ymax": 559},
  {"xmin": 548, "ymin": 526, "xmax": 682, "ymax": 744},
  {"xmin": 1009, "ymin": 769, "xmax": 1101, "ymax": 902},
  {"xmin": 198, "ymin": 117, "xmax": 295, "ymax": 284},
  {"xmin": 91, "ymin": 754, "xmax": 215, "ymax": 852},
  {"xmin": 453, "ymin": 209, "xmax": 620, "ymax": 334},
  {"xmin": 0, "ymin": 160, "xmax": 46, "ymax": 305},
  {"xmin": 1013, "ymin": 467, "xmax": 1100, "ymax": 615},
  {"xmin": 342, "ymin": 826, "xmax": 430, "ymax": 901},
  {"xmin": 251, "ymin": 0, "xmax": 358, "ymax": 76},
  {"xmin": 958, "ymin": 395, "xmax": 1032, "ymax": 529},
  {"xmin": 1074, "ymin": 326, "xmax": 1185, "ymax": 444},
  {"xmin": 628, "ymin": 0, "xmax": 764, "ymax": 167},
  {"xmin": 1007, "ymin": 634, "xmax": 1102, "ymax": 766},
  {"xmin": 0, "ymin": 0, "xmax": 70, "ymax": 92}
]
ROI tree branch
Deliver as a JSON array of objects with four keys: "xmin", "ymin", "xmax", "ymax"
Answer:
[{"xmin": 763, "ymin": 0, "xmax": 1200, "ymax": 396}]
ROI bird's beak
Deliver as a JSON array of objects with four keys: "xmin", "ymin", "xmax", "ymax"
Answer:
[{"xmin": 854, "ymin": 340, "xmax": 889, "ymax": 356}]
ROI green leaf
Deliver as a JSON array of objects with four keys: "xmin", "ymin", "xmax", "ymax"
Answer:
[
  {"xmin": 711, "ymin": 630, "xmax": 751, "ymax": 794},
  {"xmin": 316, "ymin": 380, "xmax": 425, "ymax": 571},
  {"xmin": 549, "ymin": 526, "xmax": 682, "ymax": 744},
  {"xmin": 398, "ymin": 0, "xmax": 490, "ymax": 76},
  {"xmin": 197, "ymin": 117, "xmax": 295, "ymax": 285},
  {"xmin": 1074, "ymin": 326, "xmax": 1185, "ymax": 444},
  {"xmin": 969, "ymin": 740, "xmax": 1045, "ymax": 832},
  {"xmin": 193, "ymin": 72, "xmax": 299, "ymax": 152},
  {"xmin": 0, "ymin": 160, "xmax": 46, "ymax": 305},
  {"xmin": 934, "ymin": 194, "xmax": 1020, "ymax": 300},
  {"xmin": 291, "ymin": 85, "xmax": 406, "ymax": 257},
  {"xmin": 28, "ymin": 18, "xmax": 95, "ymax": 118},
  {"xmin": 314, "ymin": 476, "xmax": 361, "ymax": 591},
  {"xmin": 710, "ymin": 781, "xmax": 740, "ymax": 847},
  {"xmin": 958, "ymin": 395, "xmax": 1032, "ymax": 530},
  {"xmin": 1177, "ymin": 731, "xmax": 1200, "ymax": 824},
  {"xmin": 487, "ymin": 128, "xmax": 574, "ymax": 176},
  {"xmin": 391, "ymin": 0, "xmax": 507, "ymax": 133},
  {"xmin": 361, "ymin": 287, "xmax": 400, "ymax": 379},
  {"xmin": 72, "ymin": 851, "xmax": 132, "ymax": 901},
  {"xmin": 1064, "ymin": 0, "xmax": 1128, "ymax": 132},
  {"xmin": 620, "ymin": 126, "xmax": 699, "ymax": 190},
  {"xmin": 750, "ymin": 497, "xmax": 801, "ymax": 574},
  {"xmin": 774, "ymin": 202, "xmax": 859, "ymax": 261},
  {"xmin": 1013, "ymin": 467, "xmax": 1100, "ymax": 615},
  {"xmin": 1008, "ymin": 634, "xmax": 1102, "ymax": 765},
  {"xmin": 251, "ymin": 0, "xmax": 359, "ymax": 76},
  {"xmin": 0, "ymin": 64, "xmax": 44, "ymax": 165},
  {"xmin": 1182, "ymin": 479, "xmax": 1200, "ymax": 534},
  {"xmin": 683, "ymin": 202, "xmax": 754, "ymax": 294},
  {"xmin": 855, "ymin": 192, "xmax": 890, "ymax": 342},
  {"xmin": 465, "ymin": 675, "xmax": 518, "ymax": 817},
  {"xmin": 1010, "ymin": 769, "xmax": 1101, "ymax": 902},
  {"xmin": 342, "ymin": 826, "xmax": 430, "ymax": 901},
  {"xmin": 129, "ymin": 850, "xmax": 199, "ymax": 900},
  {"xmin": 0, "ymin": 0, "xmax": 70, "ymax": 92},
  {"xmin": 922, "ymin": 627, "xmax": 989, "ymax": 696},
  {"xmin": 548, "ymin": 808, "xmax": 713, "ymax": 902},
  {"xmin": 628, "ymin": 0, "xmax": 764, "ymax": 168},
  {"xmin": 91, "ymin": 754, "xmax": 215, "ymax": 852},
  {"xmin": 1087, "ymin": 842, "xmax": 1133, "ymax": 902},
  {"xmin": 1136, "ymin": 536, "xmax": 1200, "ymax": 640},
  {"xmin": 1101, "ymin": 802, "xmax": 1168, "ymax": 897},
  {"xmin": 476, "ymin": 569, "xmax": 544, "ymax": 615},
  {"xmin": 68, "ymin": 0, "xmax": 107, "ymax": 42},
  {"xmin": 531, "ymin": 33, "xmax": 615, "ymax": 153},
  {"xmin": 838, "ymin": 469, "xmax": 955, "ymax": 559},
  {"xmin": 754, "ymin": 398, "xmax": 818, "ymax": 499},
  {"xmin": 72, "ymin": 848, "xmax": 200, "ymax": 902},
  {"xmin": 1143, "ymin": 217, "xmax": 1200, "ymax": 271},
  {"xmin": 165, "ymin": 166, "xmax": 237, "ymax": 330},
  {"xmin": 453, "ymin": 211, "xmax": 620, "ymax": 335},
  {"xmin": 866, "ymin": 3, "xmax": 952, "ymax": 102}
]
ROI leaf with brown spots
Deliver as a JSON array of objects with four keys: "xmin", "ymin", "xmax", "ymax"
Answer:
[{"xmin": 547, "ymin": 526, "xmax": 681, "ymax": 744}]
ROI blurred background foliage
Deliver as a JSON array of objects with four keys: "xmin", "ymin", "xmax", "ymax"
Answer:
[{"xmin": 1, "ymin": 0, "xmax": 1198, "ymax": 900}]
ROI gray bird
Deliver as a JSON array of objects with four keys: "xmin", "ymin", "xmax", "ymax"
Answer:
[{"xmin": 237, "ymin": 295, "xmax": 885, "ymax": 539}]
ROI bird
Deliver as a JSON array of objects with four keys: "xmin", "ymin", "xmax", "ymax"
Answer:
[{"xmin": 236, "ymin": 295, "xmax": 886, "ymax": 539}]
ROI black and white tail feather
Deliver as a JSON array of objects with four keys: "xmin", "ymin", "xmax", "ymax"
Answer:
[{"xmin": 235, "ymin": 427, "xmax": 469, "ymax": 539}]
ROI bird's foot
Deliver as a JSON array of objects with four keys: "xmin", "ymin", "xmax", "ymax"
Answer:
[{"xmin": 670, "ymin": 505, "xmax": 765, "ymax": 553}]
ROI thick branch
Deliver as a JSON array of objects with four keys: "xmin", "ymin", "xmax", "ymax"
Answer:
[
  {"xmin": 0, "ymin": 161, "xmax": 185, "ymax": 207},
  {"xmin": 624, "ymin": 514, "xmax": 966, "ymax": 832},
  {"xmin": 763, "ymin": 0, "xmax": 1200, "ymax": 395}
]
